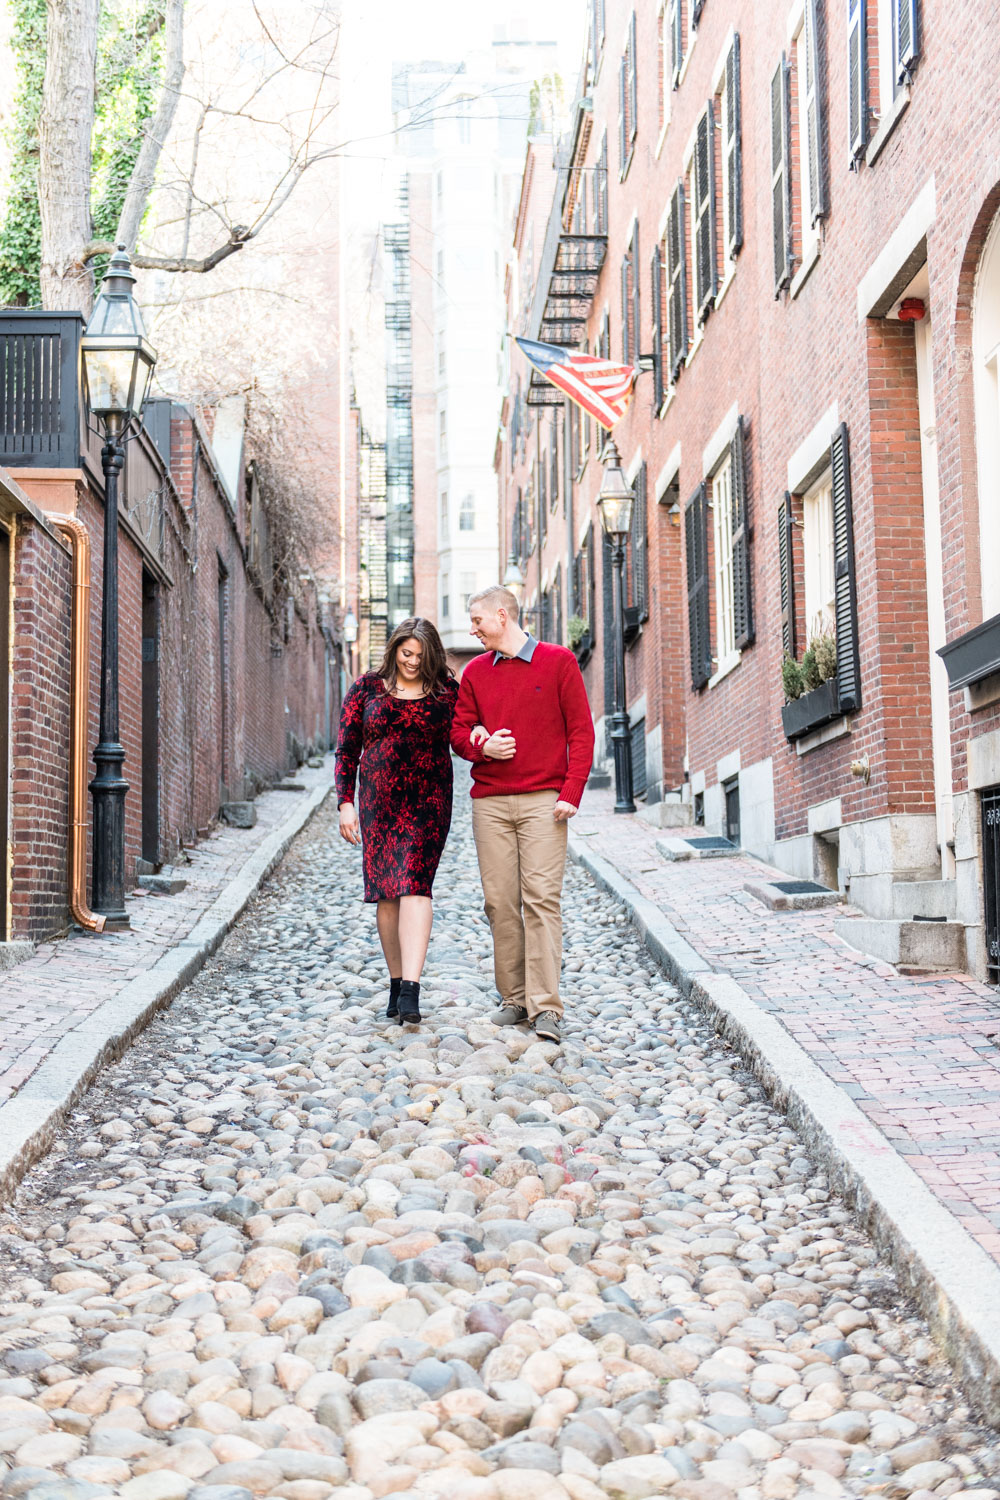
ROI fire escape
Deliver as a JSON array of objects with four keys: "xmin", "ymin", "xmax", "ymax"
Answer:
[
  {"xmin": 384, "ymin": 179, "xmax": 415, "ymax": 628},
  {"xmin": 359, "ymin": 431, "xmax": 387, "ymax": 669}
]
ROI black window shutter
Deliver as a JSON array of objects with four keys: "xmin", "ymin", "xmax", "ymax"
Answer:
[
  {"xmin": 602, "ymin": 529, "xmax": 615, "ymax": 723},
  {"xmin": 651, "ymin": 246, "xmax": 664, "ymax": 408},
  {"xmin": 803, "ymin": 0, "xmax": 827, "ymax": 222},
  {"xmin": 633, "ymin": 463, "xmax": 649, "ymax": 621},
  {"xmin": 692, "ymin": 0, "xmax": 705, "ymax": 23},
  {"xmin": 730, "ymin": 417, "xmax": 753, "ymax": 649},
  {"xmin": 771, "ymin": 56, "xmax": 792, "ymax": 293},
  {"xmin": 725, "ymin": 34, "xmax": 743, "ymax": 257},
  {"xmin": 694, "ymin": 105, "xmax": 718, "ymax": 321},
  {"xmin": 630, "ymin": 226, "xmax": 640, "ymax": 365},
  {"xmin": 668, "ymin": 179, "xmax": 689, "ymax": 379},
  {"xmin": 894, "ymin": 0, "xmax": 919, "ymax": 79},
  {"xmin": 670, "ymin": 0, "xmax": 683, "ymax": 87},
  {"xmin": 685, "ymin": 483, "xmax": 712, "ymax": 690},
  {"xmin": 847, "ymin": 0, "xmax": 868, "ymax": 163},
  {"xmin": 618, "ymin": 57, "xmax": 628, "ymax": 173},
  {"xmin": 620, "ymin": 253, "xmax": 630, "ymax": 363},
  {"xmin": 778, "ymin": 492, "xmax": 796, "ymax": 659},
  {"xmin": 831, "ymin": 423, "xmax": 861, "ymax": 713}
]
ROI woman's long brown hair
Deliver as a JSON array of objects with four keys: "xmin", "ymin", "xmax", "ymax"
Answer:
[{"xmin": 375, "ymin": 617, "xmax": 454, "ymax": 697}]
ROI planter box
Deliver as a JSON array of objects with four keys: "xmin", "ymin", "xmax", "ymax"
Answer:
[
  {"xmin": 781, "ymin": 675, "xmax": 841, "ymax": 741},
  {"xmin": 938, "ymin": 611, "xmax": 1000, "ymax": 691},
  {"xmin": 572, "ymin": 628, "xmax": 593, "ymax": 667}
]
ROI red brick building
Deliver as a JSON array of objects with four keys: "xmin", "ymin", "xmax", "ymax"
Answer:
[
  {"xmin": 1, "ymin": 312, "xmax": 341, "ymax": 944},
  {"xmin": 499, "ymin": 0, "xmax": 1000, "ymax": 981}
]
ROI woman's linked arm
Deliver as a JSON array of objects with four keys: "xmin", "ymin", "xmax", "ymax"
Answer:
[{"xmin": 449, "ymin": 673, "xmax": 488, "ymax": 762}]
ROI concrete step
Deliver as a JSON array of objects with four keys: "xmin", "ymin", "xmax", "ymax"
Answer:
[
  {"xmin": 636, "ymin": 800, "xmax": 692, "ymax": 829},
  {"xmin": 890, "ymin": 878, "xmax": 956, "ymax": 921},
  {"xmin": 834, "ymin": 915, "xmax": 966, "ymax": 971}
]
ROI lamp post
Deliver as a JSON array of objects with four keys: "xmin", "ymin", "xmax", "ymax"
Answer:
[
  {"xmin": 597, "ymin": 438, "xmax": 636, "ymax": 815},
  {"xmin": 80, "ymin": 245, "xmax": 157, "ymax": 926},
  {"xmin": 502, "ymin": 555, "xmax": 525, "ymax": 609}
]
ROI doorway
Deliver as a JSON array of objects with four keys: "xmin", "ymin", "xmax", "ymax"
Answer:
[
  {"xmin": 141, "ymin": 571, "xmax": 159, "ymax": 866},
  {"xmin": 217, "ymin": 559, "xmax": 230, "ymax": 802}
]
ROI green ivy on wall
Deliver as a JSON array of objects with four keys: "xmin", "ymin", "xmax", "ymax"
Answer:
[{"xmin": 0, "ymin": 0, "xmax": 164, "ymax": 308}]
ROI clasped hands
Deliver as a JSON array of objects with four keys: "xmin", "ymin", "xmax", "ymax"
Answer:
[{"xmin": 469, "ymin": 725, "xmax": 577, "ymax": 821}]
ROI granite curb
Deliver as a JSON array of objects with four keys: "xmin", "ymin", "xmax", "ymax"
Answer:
[
  {"xmin": 0, "ymin": 764, "xmax": 336, "ymax": 1207},
  {"xmin": 569, "ymin": 831, "xmax": 1000, "ymax": 1424}
]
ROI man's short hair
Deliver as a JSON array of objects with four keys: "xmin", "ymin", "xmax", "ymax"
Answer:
[{"xmin": 467, "ymin": 586, "xmax": 520, "ymax": 623}]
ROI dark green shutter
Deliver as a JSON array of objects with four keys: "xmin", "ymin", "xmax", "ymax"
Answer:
[
  {"xmin": 618, "ymin": 57, "xmax": 628, "ymax": 173},
  {"xmin": 725, "ymin": 35, "xmax": 743, "ymax": 257},
  {"xmin": 894, "ymin": 0, "xmax": 919, "ymax": 79},
  {"xmin": 778, "ymin": 492, "xmax": 796, "ymax": 659},
  {"xmin": 730, "ymin": 417, "xmax": 753, "ymax": 649},
  {"xmin": 670, "ymin": 0, "xmax": 682, "ymax": 86},
  {"xmin": 628, "ymin": 11, "xmax": 638, "ymax": 140},
  {"xmin": 831, "ymin": 423, "xmax": 861, "ymax": 712},
  {"xmin": 620, "ymin": 253, "xmax": 630, "ymax": 363},
  {"xmin": 651, "ymin": 246, "xmax": 664, "ymax": 408},
  {"xmin": 847, "ymin": 0, "xmax": 868, "ymax": 163},
  {"xmin": 771, "ymin": 56, "xmax": 792, "ymax": 293},
  {"xmin": 685, "ymin": 483, "xmax": 711, "ymax": 690},
  {"xmin": 631, "ymin": 463, "xmax": 649, "ymax": 622},
  {"xmin": 692, "ymin": 0, "xmax": 705, "ymax": 22}
]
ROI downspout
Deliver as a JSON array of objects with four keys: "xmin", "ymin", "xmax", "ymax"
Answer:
[{"xmin": 47, "ymin": 514, "xmax": 106, "ymax": 933}]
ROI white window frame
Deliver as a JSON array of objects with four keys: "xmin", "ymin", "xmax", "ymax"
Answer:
[
  {"xmin": 440, "ymin": 490, "xmax": 449, "ymax": 539},
  {"xmin": 793, "ymin": 12, "xmax": 820, "ymax": 266},
  {"xmin": 459, "ymin": 495, "xmax": 476, "ymax": 532},
  {"xmin": 441, "ymin": 576, "xmax": 450, "ymax": 619},
  {"xmin": 877, "ymin": 0, "xmax": 895, "ymax": 116},
  {"xmin": 684, "ymin": 136, "xmax": 704, "ymax": 364},
  {"xmin": 710, "ymin": 453, "xmax": 739, "ymax": 680},
  {"xmin": 714, "ymin": 40, "xmax": 736, "ymax": 295},
  {"xmin": 802, "ymin": 467, "xmax": 836, "ymax": 642},
  {"xmin": 656, "ymin": 0, "xmax": 672, "ymax": 155}
]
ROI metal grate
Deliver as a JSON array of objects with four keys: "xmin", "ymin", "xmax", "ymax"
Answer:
[
  {"xmin": 686, "ymin": 835, "xmax": 736, "ymax": 851},
  {"xmin": 984, "ymin": 786, "xmax": 1000, "ymax": 986},
  {"xmin": 772, "ymin": 880, "xmax": 831, "ymax": 895}
]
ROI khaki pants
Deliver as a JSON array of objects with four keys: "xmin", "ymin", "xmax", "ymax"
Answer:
[{"xmin": 471, "ymin": 790, "xmax": 568, "ymax": 1018}]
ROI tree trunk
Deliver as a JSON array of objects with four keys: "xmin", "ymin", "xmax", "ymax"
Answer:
[{"xmin": 39, "ymin": 0, "xmax": 98, "ymax": 312}]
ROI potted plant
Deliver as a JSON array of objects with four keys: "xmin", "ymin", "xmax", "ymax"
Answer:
[
  {"xmin": 781, "ymin": 630, "xmax": 842, "ymax": 740},
  {"xmin": 567, "ymin": 614, "xmax": 592, "ymax": 662}
]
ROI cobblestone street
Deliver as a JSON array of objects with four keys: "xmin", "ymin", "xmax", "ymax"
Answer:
[{"xmin": 2, "ymin": 796, "xmax": 999, "ymax": 1500}]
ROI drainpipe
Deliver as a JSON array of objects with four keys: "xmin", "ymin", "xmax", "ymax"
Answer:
[{"xmin": 47, "ymin": 514, "xmax": 106, "ymax": 933}]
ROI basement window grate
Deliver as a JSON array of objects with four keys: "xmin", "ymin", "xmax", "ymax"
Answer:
[{"xmin": 771, "ymin": 880, "xmax": 832, "ymax": 895}]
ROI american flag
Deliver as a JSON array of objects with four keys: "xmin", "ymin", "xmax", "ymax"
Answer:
[{"xmin": 514, "ymin": 336, "xmax": 637, "ymax": 429}]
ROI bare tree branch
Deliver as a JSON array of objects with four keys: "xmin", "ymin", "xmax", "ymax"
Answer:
[{"xmin": 116, "ymin": 0, "xmax": 186, "ymax": 254}]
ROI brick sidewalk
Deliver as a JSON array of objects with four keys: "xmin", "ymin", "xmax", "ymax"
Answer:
[
  {"xmin": 0, "ymin": 761, "xmax": 334, "ymax": 1108},
  {"xmin": 573, "ymin": 790, "xmax": 1000, "ymax": 1263}
]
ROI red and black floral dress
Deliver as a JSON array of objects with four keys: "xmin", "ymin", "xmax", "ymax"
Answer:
[{"xmin": 335, "ymin": 673, "xmax": 459, "ymax": 903}]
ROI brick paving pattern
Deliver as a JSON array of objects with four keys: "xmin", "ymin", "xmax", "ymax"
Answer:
[
  {"xmin": 573, "ymin": 792, "xmax": 1000, "ymax": 1262},
  {"xmin": 0, "ymin": 762, "xmax": 333, "ymax": 1108}
]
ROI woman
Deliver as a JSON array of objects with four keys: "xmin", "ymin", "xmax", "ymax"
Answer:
[{"xmin": 335, "ymin": 618, "xmax": 461, "ymax": 1025}]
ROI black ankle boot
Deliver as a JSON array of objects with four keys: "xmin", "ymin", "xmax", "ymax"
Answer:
[
  {"xmin": 387, "ymin": 977, "xmax": 402, "ymax": 1020},
  {"xmin": 397, "ymin": 980, "xmax": 421, "ymax": 1024}
]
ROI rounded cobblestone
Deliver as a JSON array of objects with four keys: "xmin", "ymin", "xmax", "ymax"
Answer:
[{"xmin": 1, "ymin": 793, "xmax": 999, "ymax": 1499}]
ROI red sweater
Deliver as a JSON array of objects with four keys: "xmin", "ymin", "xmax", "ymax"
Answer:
[{"xmin": 450, "ymin": 641, "xmax": 596, "ymax": 805}]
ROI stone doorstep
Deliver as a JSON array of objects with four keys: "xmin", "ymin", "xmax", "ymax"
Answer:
[
  {"xmin": 635, "ymin": 800, "xmax": 692, "ymax": 830},
  {"xmin": 656, "ymin": 836, "xmax": 739, "ymax": 861},
  {"xmin": 834, "ymin": 915, "xmax": 968, "ymax": 971},
  {"xmin": 137, "ymin": 873, "xmax": 189, "ymax": 895},
  {"xmin": 567, "ymin": 830, "xmax": 1000, "ymax": 1423},
  {"xmin": 744, "ymin": 879, "xmax": 842, "ymax": 912}
]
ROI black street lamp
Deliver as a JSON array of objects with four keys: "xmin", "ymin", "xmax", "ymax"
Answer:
[
  {"xmin": 597, "ymin": 438, "xmax": 636, "ymax": 815},
  {"xmin": 80, "ymin": 245, "xmax": 157, "ymax": 926}
]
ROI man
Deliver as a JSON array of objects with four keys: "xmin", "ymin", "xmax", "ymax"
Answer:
[{"xmin": 450, "ymin": 585, "xmax": 595, "ymax": 1044}]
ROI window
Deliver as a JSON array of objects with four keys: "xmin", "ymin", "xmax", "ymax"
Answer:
[
  {"xmin": 438, "ymin": 348, "xmax": 446, "ymax": 378},
  {"xmin": 456, "ymin": 96, "xmax": 472, "ymax": 145},
  {"xmin": 590, "ymin": 0, "xmax": 606, "ymax": 78},
  {"xmin": 553, "ymin": 562, "xmax": 564, "ymax": 645},
  {"xmin": 690, "ymin": 108, "xmax": 717, "ymax": 324},
  {"xmin": 440, "ymin": 491, "xmax": 449, "ymax": 534},
  {"xmin": 712, "ymin": 454, "xmax": 737, "ymax": 668},
  {"xmin": 439, "ymin": 409, "xmax": 447, "ymax": 456},
  {"xmin": 573, "ymin": 525, "xmax": 596, "ymax": 632},
  {"xmin": 550, "ymin": 419, "xmax": 559, "ymax": 507},
  {"xmin": 685, "ymin": 482, "xmax": 712, "ymax": 689},
  {"xmin": 460, "ymin": 573, "xmax": 476, "ymax": 611},
  {"xmin": 850, "ymin": 0, "xmax": 920, "ymax": 164},
  {"xmin": 794, "ymin": 0, "xmax": 827, "ymax": 258},
  {"xmin": 668, "ymin": 0, "xmax": 685, "ymax": 88},
  {"xmin": 658, "ymin": 2, "xmax": 671, "ymax": 134},
  {"xmin": 626, "ymin": 463, "xmax": 649, "ymax": 632},
  {"xmin": 666, "ymin": 179, "xmax": 688, "ymax": 378},
  {"xmin": 618, "ymin": 11, "xmax": 637, "ymax": 177},
  {"xmin": 803, "ymin": 471, "xmax": 836, "ymax": 640},
  {"xmin": 620, "ymin": 228, "xmax": 639, "ymax": 364},
  {"xmin": 436, "ymin": 171, "xmax": 443, "ymax": 200},
  {"xmin": 459, "ymin": 494, "xmax": 475, "ymax": 532},
  {"xmin": 442, "ymin": 577, "xmax": 450, "ymax": 618},
  {"xmin": 770, "ymin": 55, "xmax": 792, "ymax": 293},
  {"xmin": 595, "ymin": 133, "xmax": 609, "ymax": 233},
  {"xmin": 718, "ymin": 35, "xmax": 743, "ymax": 266},
  {"xmin": 598, "ymin": 307, "xmax": 611, "ymax": 361},
  {"xmin": 651, "ymin": 241, "xmax": 666, "ymax": 408}
]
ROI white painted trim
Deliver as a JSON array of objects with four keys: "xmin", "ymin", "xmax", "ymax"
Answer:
[
  {"xmin": 658, "ymin": 198, "xmax": 671, "ymax": 242},
  {"xmin": 790, "ymin": 236, "xmax": 821, "ymax": 299},
  {"xmin": 626, "ymin": 446, "xmax": 644, "ymax": 484},
  {"xmin": 628, "ymin": 693, "xmax": 647, "ymax": 726},
  {"xmin": 691, "ymin": 768, "xmax": 706, "ymax": 795},
  {"xmin": 655, "ymin": 120, "xmax": 670, "ymax": 161},
  {"xmin": 715, "ymin": 262, "xmax": 737, "ymax": 309},
  {"xmin": 786, "ymin": 0, "xmax": 805, "ymax": 47},
  {"xmin": 856, "ymin": 176, "xmax": 936, "ymax": 323},
  {"xmin": 682, "ymin": 116, "xmax": 699, "ymax": 171},
  {"xmin": 787, "ymin": 401, "xmax": 839, "ymax": 494},
  {"xmin": 655, "ymin": 444, "xmax": 682, "ymax": 501},
  {"xmin": 808, "ymin": 796, "xmax": 843, "ymax": 834},
  {"xmin": 703, "ymin": 401, "xmax": 740, "ymax": 478},
  {"xmin": 708, "ymin": 650, "xmax": 741, "ymax": 689},
  {"xmin": 711, "ymin": 27, "xmax": 736, "ymax": 95},
  {"xmin": 625, "ymin": 211, "xmax": 638, "ymax": 247},
  {"xmin": 795, "ymin": 716, "xmax": 851, "ymax": 755}
]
